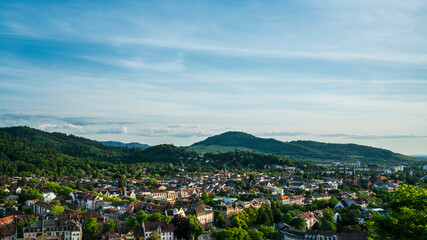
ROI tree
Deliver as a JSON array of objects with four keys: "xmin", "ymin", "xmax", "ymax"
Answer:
[
  {"xmin": 51, "ymin": 205, "xmax": 64, "ymax": 215},
  {"xmin": 17, "ymin": 219, "xmax": 25, "ymax": 238},
  {"xmin": 272, "ymin": 208, "xmax": 282, "ymax": 223},
  {"xmin": 337, "ymin": 205, "xmax": 361, "ymax": 232},
  {"xmin": 230, "ymin": 215, "xmax": 248, "ymax": 229},
  {"xmin": 17, "ymin": 176, "xmax": 27, "ymax": 186},
  {"xmin": 366, "ymin": 185, "xmax": 427, "ymax": 240},
  {"xmin": 18, "ymin": 188, "xmax": 43, "ymax": 204},
  {"xmin": 103, "ymin": 219, "xmax": 117, "ymax": 233},
  {"xmin": 289, "ymin": 217, "xmax": 306, "ymax": 231},
  {"xmin": 171, "ymin": 215, "xmax": 190, "ymax": 240},
  {"xmin": 29, "ymin": 215, "xmax": 39, "ymax": 223},
  {"xmin": 248, "ymin": 229, "xmax": 263, "ymax": 240},
  {"xmin": 258, "ymin": 225, "xmax": 279, "ymax": 240},
  {"xmin": 146, "ymin": 231, "xmax": 161, "ymax": 240},
  {"xmin": 319, "ymin": 207, "xmax": 336, "ymax": 231},
  {"xmin": 244, "ymin": 207, "xmax": 258, "ymax": 225},
  {"xmin": 214, "ymin": 211, "xmax": 226, "ymax": 228},
  {"xmin": 282, "ymin": 213, "xmax": 293, "ymax": 224},
  {"xmin": 328, "ymin": 196, "xmax": 339, "ymax": 208},
  {"xmin": 83, "ymin": 218, "xmax": 100, "ymax": 237},
  {"xmin": 118, "ymin": 178, "xmax": 125, "ymax": 189},
  {"xmin": 187, "ymin": 215, "xmax": 204, "ymax": 240},
  {"xmin": 148, "ymin": 212, "xmax": 171, "ymax": 224},
  {"xmin": 125, "ymin": 217, "xmax": 139, "ymax": 228},
  {"xmin": 319, "ymin": 220, "xmax": 336, "ymax": 231},
  {"xmin": 212, "ymin": 228, "xmax": 250, "ymax": 240},
  {"xmin": 6, "ymin": 200, "xmax": 16, "ymax": 209}
]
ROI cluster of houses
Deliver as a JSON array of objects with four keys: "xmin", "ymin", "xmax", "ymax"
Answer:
[{"xmin": 0, "ymin": 164, "xmax": 405, "ymax": 240}]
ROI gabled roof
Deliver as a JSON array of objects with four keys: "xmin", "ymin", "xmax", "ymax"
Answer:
[{"xmin": 143, "ymin": 221, "xmax": 175, "ymax": 232}]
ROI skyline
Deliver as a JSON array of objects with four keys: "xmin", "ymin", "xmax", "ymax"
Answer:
[{"xmin": 1, "ymin": 0, "xmax": 427, "ymax": 154}]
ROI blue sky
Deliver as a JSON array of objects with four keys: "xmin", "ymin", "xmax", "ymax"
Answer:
[{"xmin": 1, "ymin": 0, "xmax": 427, "ymax": 154}]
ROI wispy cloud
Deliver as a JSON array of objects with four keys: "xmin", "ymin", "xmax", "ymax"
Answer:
[
  {"xmin": 1, "ymin": 1, "xmax": 427, "ymax": 154},
  {"xmin": 81, "ymin": 56, "xmax": 185, "ymax": 72}
]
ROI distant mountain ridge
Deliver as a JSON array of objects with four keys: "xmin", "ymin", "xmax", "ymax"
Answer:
[
  {"xmin": 0, "ymin": 127, "xmax": 421, "ymax": 167},
  {"xmin": 101, "ymin": 141, "xmax": 149, "ymax": 148},
  {"xmin": 188, "ymin": 131, "xmax": 418, "ymax": 163}
]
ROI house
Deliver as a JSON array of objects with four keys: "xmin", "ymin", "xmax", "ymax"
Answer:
[
  {"xmin": 106, "ymin": 233, "xmax": 121, "ymax": 240},
  {"xmin": 165, "ymin": 208, "xmax": 186, "ymax": 217},
  {"xmin": 142, "ymin": 221, "xmax": 175, "ymax": 240},
  {"xmin": 23, "ymin": 217, "xmax": 81, "ymax": 240},
  {"xmin": 298, "ymin": 212, "xmax": 318, "ymax": 230},
  {"xmin": 42, "ymin": 192, "xmax": 57, "ymax": 203},
  {"xmin": 334, "ymin": 198, "xmax": 356, "ymax": 209},
  {"xmin": 353, "ymin": 198, "xmax": 369, "ymax": 208},
  {"xmin": 186, "ymin": 207, "xmax": 214, "ymax": 228},
  {"xmin": 33, "ymin": 201, "xmax": 53, "ymax": 214},
  {"xmin": 213, "ymin": 204, "xmax": 244, "ymax": 219},
  {"xmin": 276, "ymin": 223, "xmax": 338, "ymax": 240},
  {"xmin": 4, "ymin": 195, "xmax": 18, "ymax": 202}
]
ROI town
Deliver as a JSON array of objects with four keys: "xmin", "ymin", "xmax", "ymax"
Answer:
[{"xmin": 1, "ymin": 161, "xmax": 425, "ymax": 240}]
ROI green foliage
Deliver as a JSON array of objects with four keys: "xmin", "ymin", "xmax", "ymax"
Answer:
[
  {"xmin": 211, "ymin": 228, "xmax": 251, "ymax": 240},
  {"xmin": 146, "ymin": 231, "xmax": 161, "ymax": 240},
  {"xmin": 0, "ymin": 130, "xmax": 114, "ymax": 177},
  {"xmin": 147, "ymin": 179, "xmax": 159, "ymax": 185},
  {"xmin": 289, "ymin": 217, "xmax": 306, "ymax": 231},
  {"xmin": 337, "ymin": 205, "xmax": 362, "ymax": 232},
  {"xmin": 148, "ymin": 212, "xmax": 171, "ymax": 224},
  {"xmin": 18, "ymin": 188, "xmax": 43, "ymax": 204},
  {"xmin": 258, "ymin": 225, "xmax": 279, "ymax": 240},
  {"xmin": 318, "ymin": 207, "xmax": 336, "ymax": 231},
  {"xmin": 103, "ymin": 219, "xmax": 117, "ymax": 233},
  {"xmin": 247, "ymin": 229, "xmax": 263, "ymax": 240},
  {"xmin": 45, "ymin": 182, "xmax": 76, "ymax": 196},
  {"xmin": 171, "ymin": 215, "xmax": 189, "ymax": 239},
  {"xmin": 214, "ymin": 211, "xmax": 227, "ymax": 228},
  {"xmin": 319, "ymin": 220, "xmax": 336, "ymax": 231},
  {"xmin": 51, "ymin": 205, "xmax": 65, "ymax": 215},
  {"xmin": 83, "ymin": 218, "xmax": 100, "ymax": 237},
  {"xmin": 17, "ymin": 219, "xmax": 25, "ymax": 238},
  {"xmin": 188, "ymin": 131, "xmax": 421, "ymax": 163},
  {"xmin": 51, "ymin": 200, "xmax": 61, "ymax": 206},
  {"xmin": 23, "ymin": 207, "xmax": 33, "ymax": 214},
  {"xmin": 29, "ymin": 215, "xmax": 39, "ymax": 222},
  {"xmin": 125, "ymin": 217, "xmax": 139, "ymax": 228},
  {"xmin": 366, "ymin": 185, "xmax": 427, "ymax": 240},
  {"xmin": 187, "ymin": 215, "xmax": 204, "ymax": 240}
]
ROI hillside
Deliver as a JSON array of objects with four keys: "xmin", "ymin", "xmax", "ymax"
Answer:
[
  {"xmin": 0, "ymin": 127, "xmax": 297, "ymax": 169},
  {"xmin": 0, "ymin": 131, "xmax": 112, "ymax": 176},
  {"xmin": 101, "ymin": 141, "xmax": 149, "ymax": 148},
  {"xmin": 189, "ymin": 131, "xmax": 420, "ymax": 163},
  {"xmin": 0, "ymin": 127, "xmax": 294, "ymax": 174}
]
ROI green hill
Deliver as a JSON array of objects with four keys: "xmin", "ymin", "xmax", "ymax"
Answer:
[
  {"xmin": 0, "ymin": 130, "xmax": 112, "ymax": 176},
  {"xmin": 188, "ymin": 131, "xmax": 420, "ymax": 163},
  {"xmin": 0, "ymin": 127, "xmax": 294, "ymax": 174}
]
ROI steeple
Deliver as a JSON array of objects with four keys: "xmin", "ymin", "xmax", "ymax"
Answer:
[
  {"xmin": 351, "ymin": 164, "xmax": 357, "ymax": 185},
  {"xmin": 343, "ymin": 167, "xmax": 348, "ymax": 185},
  {"xmin": 224, "ymin": 164, "xmax": 227, "ymax": 181}
]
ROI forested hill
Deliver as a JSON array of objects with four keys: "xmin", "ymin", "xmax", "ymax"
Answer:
[
  {"xmin": 188, "ymin": 131, "xmax": 419, "ymax": 163},
  {"xmin": 0, "ymin": 127, "xmax": 293, "ymax": 175},
  {"xmin": 0, "ymin": 130, "xmax": 112, "ymax": 176}
]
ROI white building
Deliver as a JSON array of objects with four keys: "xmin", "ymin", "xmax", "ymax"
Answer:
[
  {"xmin": 142, "ymin": 222, "xmax": 175, "ymax": 240},
  {"xmin": 42, "ymin": 192, "xmax": 57, "ymax": 203}
]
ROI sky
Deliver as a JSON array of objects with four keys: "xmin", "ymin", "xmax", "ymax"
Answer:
[{"xmin": 1, "ymin": 0, "xmax": 427, "ymax": 154}]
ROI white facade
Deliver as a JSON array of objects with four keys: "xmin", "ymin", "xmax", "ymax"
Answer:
[{"xmin": 42, "ymin": 192, "xmax": 57, "ymax": 202}]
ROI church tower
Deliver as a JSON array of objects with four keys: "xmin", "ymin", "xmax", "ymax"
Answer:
[
  {"xmin": 343, "ymin": 168, "xmax": 348, "ymax": 185},
  {"xmin": 351, "ymin": 164, "xmax": 357, "ymax": 186}
]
